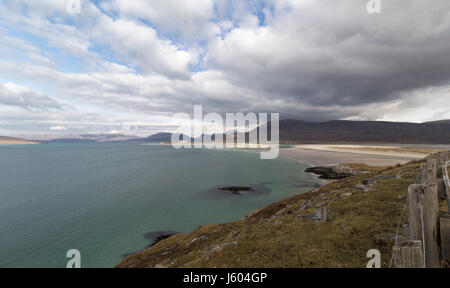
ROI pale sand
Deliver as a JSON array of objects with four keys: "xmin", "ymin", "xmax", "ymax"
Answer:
[
  {"xmin": 0, "ymin": 141, "xmax": 40, "ymax": 145},
  {"xmin": 279, "ymin": 145, "xmax": 428, "ymax": 166}
]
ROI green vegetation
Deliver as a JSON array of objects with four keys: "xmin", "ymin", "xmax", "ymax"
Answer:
[{"xmin": 117, "ymin": 161, "xmax": 430, "ymax": 268}]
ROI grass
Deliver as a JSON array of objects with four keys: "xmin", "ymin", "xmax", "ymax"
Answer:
[{"xmin": 117, "ymin": 160, "xmax": 439, "ymax": 268}]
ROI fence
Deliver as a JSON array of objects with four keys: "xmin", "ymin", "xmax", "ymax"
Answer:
[{"xmin": 393, "ymin": 151, "xmax": 450, "ymax": 268}]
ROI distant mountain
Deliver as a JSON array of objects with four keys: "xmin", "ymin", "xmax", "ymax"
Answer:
[
  {"xmin": 49, "ymin": 134, "xmax": 140, "ymax": 143},
  {"xmin": 48, "ymin": 138, "xmax": 97, "ymax": 143},
  {"xmin": 139, "ymin": 132, "xmax": 192, "ymax": 143},
  {"xmin": 47, "ymin": 132, "xmax": 192, "ymax": 144},
  {"xmin": 0, "ymin": 136, "xmax": 41, "ymax": 145},
  {"xmin": 424, "ymin": 119, "xmax": 450, "ymax": 125},
  {"xmin": 131, "ymin": 119, "xmax": 450, "ymax": 145},
  {"xmin": 261, "ymin": 119, "xmax": 450, "ymax": 144},
  {"xmin": 140, "ymin": 132, "xmax": 173, "ymax": 143},
  {"xmin": 23, "ymin": 119, "xmax": 450, "ymax": 145}
]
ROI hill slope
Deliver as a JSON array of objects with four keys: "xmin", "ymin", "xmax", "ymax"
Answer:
[
  {"xmin": 116, "ymin": 161, "xmax": 430, "ymax": 268},
  {"xmin": 274, "ymin": 120, "xmax": 450, "ymax": 144}
]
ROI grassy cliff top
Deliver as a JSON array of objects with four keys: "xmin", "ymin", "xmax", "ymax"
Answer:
[{"xmin": 117, "ymin": 160, "xmax": 447, "ymax": 268}]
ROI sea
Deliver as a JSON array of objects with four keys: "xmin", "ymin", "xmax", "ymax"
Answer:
[{"xmin": 0, "ymin": 143, "xmax": 319, "ymax": 268}]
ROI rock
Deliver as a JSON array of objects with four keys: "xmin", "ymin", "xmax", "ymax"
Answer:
[
  {"xmin": 355, "ymin": 184, "xmax": 367, "ymax": 190},
  {"xmin": 296, "ymin": 208, "xmax": 328, "ymax": 223},
  {"xmin": 161, "ymin": 250, "xmax": 172, "ymax": 256},
  {"xmin": 205, "ymin": 242, "xmax": 238, "ymax": 254},
  {"xmin": 315, "ymin": 201, "xmax": 327, "ymax": 208},
  {"xmin": 273, "ymin": 220, "xmax": 282, "ymax": 226},
  {"xmin": 228, "ymin": 230, "xmax": 240, "ymax": 241},
  {"xmin": 339, "ymin": 193, "xmax": 352, "ymax": 200},
  {"xmin": 305, "ymin": 165, "xmax": 354, "ymax": 180},
  {"xmin": 298, "ymin": 200, "xmax": 312, "ymax": 212},
  {"xmin": 217, "ymin": 186, "xmax": 254, "ymax": 195},
  {"xmin": 275, "ymin": 208, "xmax": 288, "ymax": 216},
  {"xmin": 319, "ymin": 192, "xmax": 329, "ymax": 199},
  {"xmin": 355, "ymin": 184, "xmax": 376, "ymax": 193},
  {"xmin": 154, "ymin": 258, "xmax": 174, "ymax": 268},
  {"xmin": 362, "ymin": 178, "xmax": 377, "ymax": 185},
  {"xmin": 185, "ymin": 234, "xmax": 211, "ymax": 248},
  {"xmin": 144, "ymin": 231, "xmax": 178, "ymax": 248},
  {"xmin": 377, "ymin": 175, "xmax": 396, "ymax": 180}
]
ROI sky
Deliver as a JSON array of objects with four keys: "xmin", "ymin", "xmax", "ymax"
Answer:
[{"xmin": 0, "ymin": 0, "xmax": 449, "ymax": 139}]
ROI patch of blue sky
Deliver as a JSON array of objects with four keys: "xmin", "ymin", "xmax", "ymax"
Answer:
[
  {"xmin": 1, "ymin": 24, "xmax": 87, "ymax": 74},
  {"xmin": 189, "ymin": 52, "xmax": 206, "ymax": 73},
  {"xmin": 256, "ymin": 2, "xmax": 275, "ymax": 26},
  {"xmin": 87, "ymin": 41, "xmax": 138, "ymax": 73},
  {"xmin": 90, "ymin": 0, "xmax": 120, "ymax": 21}
]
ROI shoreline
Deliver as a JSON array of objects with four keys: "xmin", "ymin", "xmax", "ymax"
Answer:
[{"xmin": 279, "ymin": 144, "xmax": 432, "ymax": 166}]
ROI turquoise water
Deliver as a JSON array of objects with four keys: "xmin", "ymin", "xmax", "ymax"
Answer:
[{"xmin": 0, "ymin": 143, "xmax": 318, "ymax": 268}]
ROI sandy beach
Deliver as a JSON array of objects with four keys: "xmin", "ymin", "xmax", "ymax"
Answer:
[
  {"xmin": 279, "ymin": 144, "xmax": 439, "ymax": 166},
  {"xmin": 0, "ymin": 140, "xmax": 40, "ymax": 145}
]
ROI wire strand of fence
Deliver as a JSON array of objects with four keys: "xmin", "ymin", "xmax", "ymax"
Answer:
[
  {"xmin": 390, "ymin": 197, "xmax": 409, "ymax": 268},
  {"xmin": 389, "ymin": 167, "xmax": 422, "ymax": 268},
  {"xmin": 419, "ymin": 202, "xmax": 426, "ymax": 267}
]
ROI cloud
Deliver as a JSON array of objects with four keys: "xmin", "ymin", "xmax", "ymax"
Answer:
[
  {"xmin": 49, "ymin": 126, "xmax": 67, "ymax": 131},
  {"xmin": 110, "ymin": 0, "xmax": 218, "ymax": 42},
  {"xmin": 1, "ymin": 0, "xmax": 450, "ymax": 137},
  {"xmin": 205, "ymin": 0, "xmax": 450, "ymax": 114},
  {"xmin": 0, "ymin": 1, "xmax": 198, "ymax": 77},
  {"xmin": 0, "ymin": 82, "xmax": 63, "ymax": 111},
  {"xmin": 92, "ymin": 17, "xmax": 197, "ymax": 77}
]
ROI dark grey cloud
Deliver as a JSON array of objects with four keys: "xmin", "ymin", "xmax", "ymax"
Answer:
[{"xmin": 204, "ymin": 0, "xmax": 450, "ymax": 119}]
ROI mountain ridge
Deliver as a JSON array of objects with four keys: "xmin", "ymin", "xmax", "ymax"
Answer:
[{"xmin": 5, "ymin": 119, "xmax": 450, "ymax": 144}]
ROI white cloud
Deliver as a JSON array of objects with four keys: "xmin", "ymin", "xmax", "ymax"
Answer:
[
  {"xmin": 111, "ymin": 0, "xmax": 217, "ymax": 41},
  {"xmin": 92, "ymin": 17, "xmax": 197, "ymax": 77},
  {"xmin": 0, "ymin": 82, "xmax": 63, "ymax": 111},
  {"xmin": 49, "ymin": 126, "xmax": 67, "ymax": 131}
]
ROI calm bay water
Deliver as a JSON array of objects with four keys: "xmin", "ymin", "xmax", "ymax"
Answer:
[{"xmin": 0, "ymin": 143, "xmax": 318, "ymax": 268}]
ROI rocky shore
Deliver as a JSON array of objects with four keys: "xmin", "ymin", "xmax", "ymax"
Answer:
[{"xmin": 304, "ymin": 165, "xmax": 355, "ymax": 180}]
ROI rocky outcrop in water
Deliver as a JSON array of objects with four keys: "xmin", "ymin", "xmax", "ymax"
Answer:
[
  {"xmin": 217, "ymin": 186, "xmax": 255, "ymax": 195},
  {"xmin": 305, "ymin": 166, "xmax": 354, "ymax": 180}
]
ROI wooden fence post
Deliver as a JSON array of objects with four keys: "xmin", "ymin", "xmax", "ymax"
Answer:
[
  {"xmin": 408, "ymin": 184, "xmax": 422, "ymax": 241},
  {"xmin": 425, "ymin": 159, "xmax": 437, "ymax": 186},
  {"xmin": 393, "ymin": 241, "xmax": 424, "ymax": 268},
  {"xmin": 443, "ymin": 161, "xmax": 450, "ymax": 212},
  {"xmin": 421, "ymin": 185, "xmax": 441, "ymax": 267},
  {"xmin": 419, "ymin": 163, "xmax": 427, "ymax": 183},
  {"xmin": 441, "ymin": 213, "xmax": 450, "ymax": 263},
  {"xmin": 408, "ymin": 184, "xmax": 441, "ymax": 267}
]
